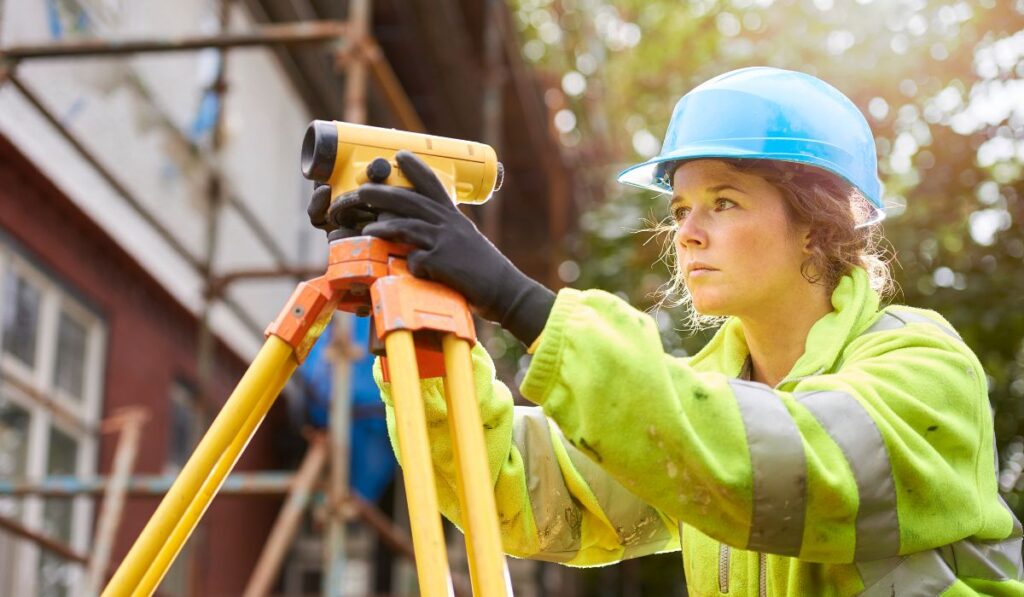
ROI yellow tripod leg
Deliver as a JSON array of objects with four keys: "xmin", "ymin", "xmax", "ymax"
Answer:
[
  {"xmin": 103, "ymin": 336, "xmax": 297, "ymax": 597},
  {"xmin": 442, "ymin": 334, "xmax": 509, "ymax": 597},
  {"xmin": 385, "ymin": 330, "xmax": 454, "ymax": 597},
  {"xmin": 133, "ymin": 359, "xmax": 296, "ymax": 595}
]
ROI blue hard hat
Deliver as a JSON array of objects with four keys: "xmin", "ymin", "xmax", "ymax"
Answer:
[{"xmin": 617, "ymin": 67, "xmax": 884, "ymax": 217}]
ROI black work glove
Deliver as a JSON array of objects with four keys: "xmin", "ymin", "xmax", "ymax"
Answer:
[
  {"xmin": 306, "ymin": 150, "xmax": 555, "ymax": 346},
  {"xmin": 308, "ymin": 184, "xmax": 373, "ymax": 241}
]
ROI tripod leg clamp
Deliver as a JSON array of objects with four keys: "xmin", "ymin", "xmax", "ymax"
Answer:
[
  {"xmin": 265, "ymin": 277, "xmax": 336, "ymax": 364},
  {"xmin": 372, "ymin": 264, "xmax": 476, "ymax": 381}
]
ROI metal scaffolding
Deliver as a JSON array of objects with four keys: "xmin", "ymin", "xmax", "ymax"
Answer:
[
  {"xmin": 0, "ymin": 0, "xmax": 567, "ymax": 593},
  {"xmin": 0, "ymin": 3, "xmax": 442, "ymax": 595}
]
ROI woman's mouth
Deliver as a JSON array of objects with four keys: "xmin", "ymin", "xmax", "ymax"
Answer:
[{"xmin": 686, "ymin": 262, "xmax": 719, "ymax": 278}]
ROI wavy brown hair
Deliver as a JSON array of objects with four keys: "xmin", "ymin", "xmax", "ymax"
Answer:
[{"xmin": 651, "ymin": 159, "xmax": 893, "ymax": 330}]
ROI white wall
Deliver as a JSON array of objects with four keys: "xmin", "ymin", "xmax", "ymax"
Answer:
[{"xmin": 0, "ymin": 0, "xmax": 327, "ymax": 359}]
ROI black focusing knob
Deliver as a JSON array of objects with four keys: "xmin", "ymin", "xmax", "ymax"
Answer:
[{"xmin": 366, "ymin": 158, "xmax": 392, "ymax": 183}]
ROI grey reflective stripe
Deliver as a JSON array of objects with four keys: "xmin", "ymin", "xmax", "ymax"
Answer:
[
  {"xmin": 796, "ymin": 391, "xmax": 900, "ymax": 560},
  {"xmin": 728, "ymin": 379, "xmax": 806, "ymax": 556},
  {"xmin": 557, "ymin": 431, "xmax": 673, "ymax": 560},
  {"xmin": 857, "ymin": 550, "xmax": 957, "ymax": 596},
  {"xmin": 863, "ymin": 309, "xmax": 962, "ymax": 342},
  {"xmin": 942, "ymin": 536, "xmax": 1024, "ymax": 582},
  {"xmin": 1000, "ymin": 493, "xmax": 1024, "ymax": 538},
  {"xmin": 512, "ymin": 407, "xmax": 580, "ymax": 562},
  {"xmin": 862, "ymin": 311, "xmax": 905, "ymax": 335},
  {"xmin": 993, "ymin": 437, "xmax": 1024, "ymax": 539},
  {"xmin": 859, "ymin": 535, "xmax": 1024, "ymax": 595},
  {"xmin": 941, "ymin": 438, "xmax": 1024, "ymax": 582}
]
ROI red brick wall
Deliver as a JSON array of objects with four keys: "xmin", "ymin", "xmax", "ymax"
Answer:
[{"xmin": 0, "ymin": 134, "xmax": 290, "ymax": 595}]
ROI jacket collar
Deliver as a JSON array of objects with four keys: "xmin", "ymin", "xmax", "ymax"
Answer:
[{"xmin": 688, "ymin": 268, "xmax": 881, "ymax": 387}]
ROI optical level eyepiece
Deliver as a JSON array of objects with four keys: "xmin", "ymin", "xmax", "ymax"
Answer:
[{"xmin": 301, "ymin": 120, "xmax": 338, "ymax": 183}]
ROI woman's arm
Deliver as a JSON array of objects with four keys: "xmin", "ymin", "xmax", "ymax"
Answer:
[
  {"xmin": 521, "ymin": 288, "xmax": 1010, "ymax": 564},
  {"xmin": 374, "ymin": 342, "xmax": 679, "ymax": 565}
]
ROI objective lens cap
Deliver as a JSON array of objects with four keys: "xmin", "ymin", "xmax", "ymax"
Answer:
[{"xmin": 494, "ymin": 162, "xmax": 505, "ymax": 192}]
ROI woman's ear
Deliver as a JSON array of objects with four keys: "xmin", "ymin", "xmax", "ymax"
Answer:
[{"xmin": 801, "ymin": 227, "xmax": 815, "ymax": 255}]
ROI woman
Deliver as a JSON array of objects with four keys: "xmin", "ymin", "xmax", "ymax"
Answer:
[{"xmin": 310, "ymin": 67, "xmax": 1024, "ymax": 595}]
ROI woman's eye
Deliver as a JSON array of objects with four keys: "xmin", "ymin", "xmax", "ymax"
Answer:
[
  {"xmin": 672, "ymin": 206, "xmax": 691, "ymax": 221},
  {"xmin": 715, "ymin": 198, "xmax": 736, "ymax": 210}
]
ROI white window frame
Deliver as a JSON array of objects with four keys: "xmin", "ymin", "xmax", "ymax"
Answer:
[{"xmin": 0, "ymin": 245, "xmax": 106, "ymax": 596}]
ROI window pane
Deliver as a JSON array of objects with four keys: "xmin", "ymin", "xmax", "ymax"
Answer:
[
  {"xmin": 0, "ymin": 398, "xmax": 30, "ymax": 478},
  {"xmin": 46, "ymin": 426, "xmax": 78, "ymax": 477},
  {"xmin": 54, "ymin": 312, "xmax": 87, "ymax": 400},
  {"xmin": 38, "ymin": 427, "xmax": 78, "ymax": 597},
  {"xmin": 162, "ymin": 382, "xmax": 200, "ymax": 597},
  {"xmin": 159, "ymin": 543, "xmax": 191, "ymax": 597},
  {"xmin": 36, "ymin": 552, "xmax": 71, "ymax": 597},
  {"xmin": 2, "ymin": 270, "xmax": 41, "ymax": 368},
  {"xmin": 167, "ymin": 382, "xmax": 202, "ymax": 471},
  {"xmin": 0, "ymin": 396, "xmax": 30, "ymax": 528},
  {"xmin": 0, "ymin": 398, "xmax": 30, "ymax": 594}
]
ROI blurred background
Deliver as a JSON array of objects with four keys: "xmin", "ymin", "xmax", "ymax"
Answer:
[{"xmin": 0, "ymin": 0, "xmax": 1022, "ymax": 595}]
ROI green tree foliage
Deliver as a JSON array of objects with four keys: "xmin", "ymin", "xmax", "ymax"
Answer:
[{"xmin": 510, "ymin": 0, "xmax": 1024, "ymax": 514}]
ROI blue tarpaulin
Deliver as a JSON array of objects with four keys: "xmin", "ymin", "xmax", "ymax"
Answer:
[
  {"xmin": 45, "ymin": 0, "xmax": 90, "ymax": 38},
  {"xmin": 297, "ymin": 317, "xmax": 396, "ymax": 502}
]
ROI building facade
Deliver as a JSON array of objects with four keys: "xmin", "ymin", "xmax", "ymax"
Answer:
[{"xmin": 0, "ymin": 0, "xmax": 571, "ymax": 594}]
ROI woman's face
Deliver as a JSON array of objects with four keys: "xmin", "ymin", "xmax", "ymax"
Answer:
[{"xmin": 671, "ymin": 159, "xmax": 812, "ymax": 318}]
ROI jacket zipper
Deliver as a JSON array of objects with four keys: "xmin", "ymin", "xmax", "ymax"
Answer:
[
  {"xmin": 758, "ymin": 552, "xmax": 767, "ymax": 597},
  {"xmin": 717, "ymin": 545, "xmax": 766, "ymax": 595},
  {"xmin": 718, "ymin": 543, "xmax": 730, "ymax": 593}
]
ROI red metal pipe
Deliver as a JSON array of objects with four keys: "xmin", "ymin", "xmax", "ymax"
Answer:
[{"xmin": 0, "ymin": 514, "xmax": 88, "ymax": 565}]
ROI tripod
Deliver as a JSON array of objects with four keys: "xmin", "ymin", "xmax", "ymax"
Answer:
[{"xmin": 103, "ymin": 236, "xmax": 510, "ymax": 597}]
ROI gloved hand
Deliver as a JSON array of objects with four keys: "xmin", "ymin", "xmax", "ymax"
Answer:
[
  {"xmin": 306, "ymin": 150, "xmax": 555, "ymax": 346},
  {"xmin": 307, "ymin": 184, "xmax": 373, "ymax": 242}
]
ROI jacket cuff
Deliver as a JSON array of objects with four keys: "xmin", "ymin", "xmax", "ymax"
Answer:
[{"xmin": 519, "ymin": 288, "xmax": 582, "ymax": 404}]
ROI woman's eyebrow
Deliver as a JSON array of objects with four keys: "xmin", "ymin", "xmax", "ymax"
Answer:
[
  {"xmin": 670, "ymin": 183, "xmax": 745, "ymax": 205},
  {"xmin": 708, "ymin": 183, "xmax": 743, "ymax": 193}
]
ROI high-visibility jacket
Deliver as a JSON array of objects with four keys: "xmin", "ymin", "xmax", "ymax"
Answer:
[{"xmin": 375, "ymin": 268, "xmax": 1024, "ymax": 595}]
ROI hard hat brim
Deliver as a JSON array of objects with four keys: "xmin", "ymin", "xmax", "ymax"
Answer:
[
  {"xmin": 618, "ymin": 139, "xmax": 880, "ymax": 206},
  {"xmin": 616, "ymin": 146, "xmax": 886, "ymax": 227}
]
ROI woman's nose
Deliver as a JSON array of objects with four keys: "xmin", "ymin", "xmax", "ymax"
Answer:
[{"xmin": 675, "ymin": 212, "xmax": 708, "ymax": 248}]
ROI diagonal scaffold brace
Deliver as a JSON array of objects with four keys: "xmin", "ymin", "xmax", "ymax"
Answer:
[{"xmin": 103, "ymin": 238, "xmax": 510, "ymax": 597}]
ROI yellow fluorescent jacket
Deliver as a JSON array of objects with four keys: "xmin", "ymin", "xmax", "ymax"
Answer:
[{"xmin": 374, "ymin": 268, "xmax": 1024, "ymax": 596}]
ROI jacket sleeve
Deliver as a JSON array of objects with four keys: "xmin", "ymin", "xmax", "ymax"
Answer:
[
  {"xmin": 373, "ymin": 342, "xmax": 679, "ymax": 566},
  {"xmin": 519, "ymin": 288, "xmax": 1008, "ymax": 564}
]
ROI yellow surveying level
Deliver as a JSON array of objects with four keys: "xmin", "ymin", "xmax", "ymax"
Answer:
[
  {"xmin": 302, "ymin": 119, "xmax": 503, "ymax": 205},
  {"xmin": 104, "ymin": 122, "xmax": 510, "ymax": 596}
]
